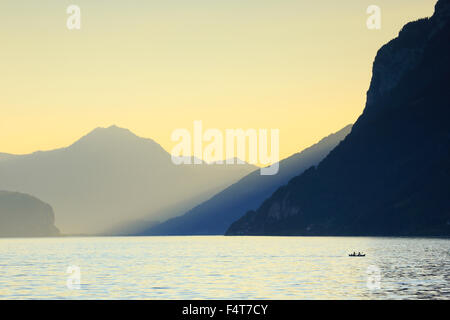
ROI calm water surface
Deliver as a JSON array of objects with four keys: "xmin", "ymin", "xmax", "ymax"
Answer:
[{"xmin": 0, "ymin": 236, "xmax": 449, "ymax": 299}]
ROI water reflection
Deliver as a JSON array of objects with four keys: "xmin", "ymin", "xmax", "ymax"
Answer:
[{"xmin": 0, "ymin": 236, "xmax": 448, "ymax": 299}]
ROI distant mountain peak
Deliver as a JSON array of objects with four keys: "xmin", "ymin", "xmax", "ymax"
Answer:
[
  {"xmin": 89, "ymin": 125, "xmax": 136, "ymax": 137},
  {"xmin": 0, "ymin": 153, "xmax": 14, "ymax": 159},
  {"xmin": 0, "ymin": 128, "xmax": 259, "ymax": 235},
  {"xmin": 70, "ymin": 125, "xmax": 163, "ymax": 151}
]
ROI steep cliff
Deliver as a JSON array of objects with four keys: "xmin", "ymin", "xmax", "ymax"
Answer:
[
  {"xmin": 0, "ymin": 191, "xmax": 60, "ymax": 237},
  {"xmin": 227, "ymin": 0, "xmax": 450, "ymax": 236}
]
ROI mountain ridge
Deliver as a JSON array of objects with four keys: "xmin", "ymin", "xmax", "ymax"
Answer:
[
  {"xmin": 0, "ymin": 126, "xmax": 257, "ymax": 234},
  {"xmin": 227, "ymin": 0, "xmax": 450, "ymax": 236},
  {"xmin": 140, "ymin": 124, "xmax": 352, "ymax": 235}
]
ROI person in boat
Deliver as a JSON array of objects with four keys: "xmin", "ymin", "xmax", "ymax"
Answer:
[{"xmin": 358, "ymin": 252, "xmax": 361, "ymax": 256}]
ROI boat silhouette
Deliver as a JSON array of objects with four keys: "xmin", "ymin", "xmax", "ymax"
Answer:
[{"xmin": 349, "ymin": 252, "xmax": 365, "ymax": 257}]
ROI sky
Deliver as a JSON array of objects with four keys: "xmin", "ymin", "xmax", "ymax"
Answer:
[{"xmin": 0, "ymin": 0, "xmax": 436, "ymax": 161}]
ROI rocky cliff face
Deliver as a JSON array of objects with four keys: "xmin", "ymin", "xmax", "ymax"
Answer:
[
  {"xmin": 0, "ymin": 191, "xmax": 60, "ymax": 237},
  {"xmin": 366, "ymin": 1, "xmax": 450, "ymax": 112},
  {"xmin": 227, "ymin": 0, "xmax": 450, "ymax": 236}
]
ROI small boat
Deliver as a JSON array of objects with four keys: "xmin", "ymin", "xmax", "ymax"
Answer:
[{"xmin": 349, "ymin": 253, "xmax": 366, "ymax": 257}]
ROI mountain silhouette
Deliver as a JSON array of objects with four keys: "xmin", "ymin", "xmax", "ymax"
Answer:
[
  {"xmin": 0, "ymin": 191, "xmax": 60, "ymax": 237},
  {"xmin": 227, "ymin": 0, "xmax": 450, "ymax": 236},
  {"xmin": 0, "ymin": 126, "xmax": 257, "ymax": 234},
  {"xmin": 140, "ymin": 125, "xmax": 351, "ymax": 235},
  {"xmin": 0, "ymin": 153, "xmax": 16, "ymax": 161}
]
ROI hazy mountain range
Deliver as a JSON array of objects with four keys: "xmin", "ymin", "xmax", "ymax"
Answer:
[
  {"xmin": 0, "ymin": 126, "xmax": 257, "ymax": 234},
  {"xmin": 2, "ymin": 1, "xmax": 448, "ymax": 238},
  {"xmin": 139, "ymin": 124, "xmax": 352, "ymax": 235},
  {"xmin": 0, "ymin": 153, "xmax": 16, "ymax": 161},
  {"xmin": 227, "ymin": 0, "xmax": 450, "ymax": 236}
]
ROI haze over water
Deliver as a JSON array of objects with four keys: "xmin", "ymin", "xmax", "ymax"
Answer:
[{"xmin": 0, "ymin": 236, "xmax": 448, "ymax": 299}]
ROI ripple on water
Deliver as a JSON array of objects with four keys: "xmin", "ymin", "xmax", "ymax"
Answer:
[{"xmin": 0, "ymin": 236, "xmax": 449, "ymax": 299}]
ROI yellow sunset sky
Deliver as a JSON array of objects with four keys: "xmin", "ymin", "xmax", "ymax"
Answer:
[{"xmin": 0, "ymin": 0, "xmax": 435, "ymax": 161}]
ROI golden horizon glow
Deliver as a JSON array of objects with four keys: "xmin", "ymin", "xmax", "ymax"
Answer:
[{"xmin": 0, "ymin": 0, "xmax": 436, "ymax": 160}]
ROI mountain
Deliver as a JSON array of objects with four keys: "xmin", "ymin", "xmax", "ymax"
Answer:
[
  {"xmin": 0, "ymin": 191, "xmax": 60, "ymax": 237},
  {"xmin": 227, "ymin": 0, "xmax": 450, "ymax": 237},
  {"xmin": 140, "ymin": 125, "xmax": 352, "ymax": 235},
  {"xmin": 0, "ymin": 126, "xmax": 257, "ymax": 234},
  {"xmin": 0, "ymin": 153, "xmax": 16, "ymax": 161}
]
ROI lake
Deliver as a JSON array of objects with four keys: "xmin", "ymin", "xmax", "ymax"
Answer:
[{"xmin": 0, "ymin": 236, "xmax": 449, "ymax": 299}]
